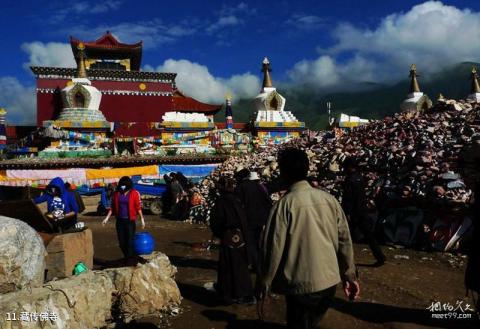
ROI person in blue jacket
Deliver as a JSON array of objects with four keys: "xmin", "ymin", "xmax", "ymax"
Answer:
[{"xmin": 34, "ymin": 177, "xmax": 79, "ymax": 230}]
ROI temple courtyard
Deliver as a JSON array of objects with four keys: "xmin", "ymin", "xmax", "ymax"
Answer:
[{"xmin": 78, "ymin": 197, "xmax": 479, "ymax": 329}]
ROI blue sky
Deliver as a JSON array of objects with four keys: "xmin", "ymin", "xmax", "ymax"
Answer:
[{"xmin": 2, "ymin": 0, "xmax": 480, "ymax": 123}]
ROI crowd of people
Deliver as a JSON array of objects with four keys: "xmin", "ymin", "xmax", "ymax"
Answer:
[
  {"xmin": 196, "ymin": 98, "xmax": 480, "ymax": 326},
  {"xmin": 209, "ymin": 148, "xmax": 362, "ymax": 328},
  {"xmin": 162, "ymin": 172, "xmax": 208, "ymax": 223}
]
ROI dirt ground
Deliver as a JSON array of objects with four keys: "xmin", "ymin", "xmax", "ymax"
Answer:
[{"xmin": 78, "ymin": 196, "xmax": 479, "ymax": 329}]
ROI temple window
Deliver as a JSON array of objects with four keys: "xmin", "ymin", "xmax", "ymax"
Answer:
[
  {"xmin": 270, "ymin": 96, "xmax": 278, "ymax": 110},
  {"xmin": 74, "ymin": 91, "xmax": 85, "ymax": 108}
]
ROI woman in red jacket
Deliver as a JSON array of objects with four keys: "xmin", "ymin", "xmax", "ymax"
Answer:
[{"xmin": 102, "ymin": 176, "xmax": 145, "ymax": 258}]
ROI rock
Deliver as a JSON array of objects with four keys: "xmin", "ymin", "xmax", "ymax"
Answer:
[
  {"xmin": 0, "ymin": 216, "xmax": 46, "ymax": 293},
  {"xmin": 103, "ymin": 252, "xmax": 181, "ymax": 322},
  {"xmin": 0, "ymin": 271, "xmax": 113, "ymax": 329},
  {"xmin": 394, "ymin": 255, "xmax": 410, "ymax": 260},
  {"xmin": 45, "ymin": 229, "xmax": 94, "ymax": 281}
]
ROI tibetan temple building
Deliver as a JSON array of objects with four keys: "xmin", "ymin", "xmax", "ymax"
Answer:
[{"xmin": 32, "ymin": 31, "xmax": 222, "ymax": 137}]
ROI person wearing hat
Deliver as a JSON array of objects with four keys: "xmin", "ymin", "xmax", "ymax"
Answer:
[
  {"xmin": 342, "ymin": 157, "xmax": 386, "ymax": 265},
  {"xmin": 237, "ymin": 170, "xmax": 272, "ymax": 271}
]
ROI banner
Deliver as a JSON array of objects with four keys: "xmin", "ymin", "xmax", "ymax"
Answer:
[{"xmin": 86, "ymin": 165, "xmax": 158, "ymax": 180}]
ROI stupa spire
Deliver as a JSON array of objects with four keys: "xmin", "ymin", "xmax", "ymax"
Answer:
[
  {"xmin": 470, "ymin": 66, "xmax": 480, "ymax": 94},
  {"xmin": 409, "ymin": 64, "xmax": 421, "ymax": 93},
  {"xmin": 77, "ymin": 42, "xmax": 87, "ymax": 78},
  {"xmin": 261, "ymin": 57, "xmax": 273, "ymax": 89}
]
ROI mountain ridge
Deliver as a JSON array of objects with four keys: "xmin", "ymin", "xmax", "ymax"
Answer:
[{"xmin": 220, "ymin": 62, "xmax": 480, "ymax": 130}]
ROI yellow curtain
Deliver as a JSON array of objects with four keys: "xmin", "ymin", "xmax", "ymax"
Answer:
[{"xmin": 86, "ymin": 165, "xmax": 158, "ymax": 180}]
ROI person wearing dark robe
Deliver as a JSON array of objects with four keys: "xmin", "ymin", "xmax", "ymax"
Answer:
[
  {"xmin": 162, "ymin": 174, "xmax": 173, "ymax": 216},
  {"xmin": 210, "ymin": 177, "xmax": 255, "ymax": 305},
  {"xmin": 169, "ymin": 173, "xmax": 185, "ymax": 220},
  {"xmin": 342, "ymin": 157, "xmax": 386, "ymax": 265},
  {"xmin": 176, "ymin": 172, "xmax": 190, "ymax": 190},
  {"xmin": 237, "ymin": 171, "xmax": 272, "ymax": 271}
]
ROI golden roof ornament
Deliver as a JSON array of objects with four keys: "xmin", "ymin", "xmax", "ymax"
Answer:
[
  {"xmin": 471, "ymin": 66, "xmax": 480, "ymax": 94},
  {"xmin": 261, "ymin": 57, "xmax": 273, "ymax": 89},
  {"xmin": 77, "ymin": 42, "xmax": 87, "ymax": 79},
  {"xmin": 409, "ymin": 64, "xmax": 421, "ymax": 93}
]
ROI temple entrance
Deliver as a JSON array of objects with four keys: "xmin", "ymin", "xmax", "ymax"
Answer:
[
  {"xmin": 269, "ymin": 96, "xmax": 278, "ymax": 111},
  {"xmin": 74, "ymin": 91, "xmax": 85, "ymax": 108}
]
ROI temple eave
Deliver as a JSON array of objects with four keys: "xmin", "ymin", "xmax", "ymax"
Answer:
[{"xmin": 70, "ymin": 35, "xmax": 143, "ymax": 50}]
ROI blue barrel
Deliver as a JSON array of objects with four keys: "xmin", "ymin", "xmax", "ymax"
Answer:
[{"xmin": 134, "ymin": 232, "xmax": 155, "ymax": 255}]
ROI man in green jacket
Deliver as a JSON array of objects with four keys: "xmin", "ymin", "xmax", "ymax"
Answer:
[{"xmin": 256, "ymin": 148, "xmax": 359, "ymax": 329}]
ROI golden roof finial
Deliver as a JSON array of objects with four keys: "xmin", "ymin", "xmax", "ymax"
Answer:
[
  {"xmin": 471, "ymin": 65, "xmax": 480, "ymax": 94},
  {"xmin": 261, "ymin": 57, "xmax": 273, "ymax": 89},
  {"xmin": 0, "ymin": 108, "xmax": 7, "ymax": 115},
  {"xmin": 409, "ymin": 64, "xmax": 421, "ymax": 93},
  {"xmin": 77, "ymin": 42, "xmax": 87, "ymax": 78},
  {"xmin": 225, "ymin": 91, "xmax": 232, "ymax": 101}
]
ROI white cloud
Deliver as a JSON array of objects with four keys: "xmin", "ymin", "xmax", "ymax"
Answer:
[
  {"xmin": 49, "ymin": 1, "xmax": 123, "ymax": 23},
  {"xmin": 286, "ymin": 14, "xmax": 325, "ymax": 30},
  {"xmin": 289, "ymin": 56, "xmax": 339, "ymax": 87},
  {"xmin": 206, "ymin": 2, "xmax": 255, "ymax": 35},
  {"xmin": 21, "ymin": 42, "xmax": 75, "ymax": 69},
  {"xmin": 219, "ymin": 2, "xmax": 255, "ymax": 17},
  {"xmin": 0, "ymin": 77, "xmax": 36, "ymax": 125},
  {"xmin": 89, "ymin": 1, "xmax": 122, "ymax": 14},
  {"xmin": 149, "ymin": 59, "xmax": 260, "ymax": 103},
  {"xmin": 207, "ymin": 15, "xmax": 241, "ymax": 33},
  {"xmin": 289, "ymin": 1, "xmax": 480, "ymax": 88},
  {"xmin": 66, "ymin": 19, "xmax": 197, "ymax": 49}
]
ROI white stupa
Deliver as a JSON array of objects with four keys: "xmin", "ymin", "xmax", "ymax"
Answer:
[
  {"xmin": 467, "ymin": 66, "xmax": 480, "ymax": 102},
  {"xmin": 254, "ymin": 58, "xmax": 300, "ymax": 123},
  {"xmin": 400, "ymin": 64, "xmax": 432, "ymax": 113},
  {"xmin": 43, "ymin": 43, "xmax": 110, "ymax": 128},
  {"xmin": 253, "ymin": 58, "xmax": 304, "ymax": 145}
]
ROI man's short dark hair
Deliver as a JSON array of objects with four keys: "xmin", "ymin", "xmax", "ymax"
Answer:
[{"xmin": 278, "ymin": 148, "xmax": 309, "ymax": 183}]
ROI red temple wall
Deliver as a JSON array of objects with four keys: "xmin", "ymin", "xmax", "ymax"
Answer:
[
  {"xmin": 37, "ymin": 93, "xmax": 173, "ymax": 124},
  {"xmin": 36, "ymin": 77, "xmax": 174, "ymax": 136}
]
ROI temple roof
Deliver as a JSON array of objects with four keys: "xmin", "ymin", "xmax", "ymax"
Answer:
[
  {"xmin": 172, "ymin": 90, "xmax": 222, "ymax": 115},
  {"xmin": 70, "ymin": 31, "xmax": 143, "ymax": 71},
  {"xmin": 31, "ymin": 66, "xmax": 176, "ymax": 82}
]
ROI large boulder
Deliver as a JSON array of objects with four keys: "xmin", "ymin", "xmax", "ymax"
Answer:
[
  {"xmin": 45, "ymin": 229, "xmax": 94, "ymax": 281},
  {"xmin": 104, "ymin": 252, "xmax": 181, "ymax": 322},
  {"xmin": 0, "ymin": 271, "xmax": 114, "ymax": 329},
  {"xmin": 0, "ymin": 216, "xmax": 46, "ymax": 293}
]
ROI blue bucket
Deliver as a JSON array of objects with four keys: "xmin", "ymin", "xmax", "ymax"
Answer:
[{"xmin": 134, "ymin": 232, "xmax": 155, "ymax": 255}]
